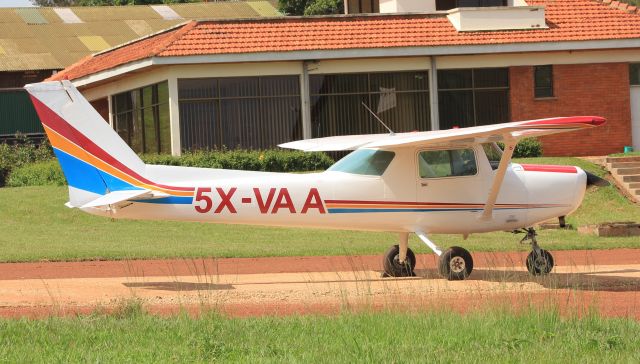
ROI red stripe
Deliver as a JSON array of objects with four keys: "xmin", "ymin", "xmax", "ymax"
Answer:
[
  {"xmin": 325, "ymin": 200, "xmax": 546, "ymax": 207},
  {"xmin": 30, "ymin": 96, "xmax": 194, "ymax": 192},
  {"xmin": 522, "ymin": 116, "xmax": 606, "ymax": 127},
  {"xmin": 520, "ymin": 164, "xmax": 578, "ymax": 174}
]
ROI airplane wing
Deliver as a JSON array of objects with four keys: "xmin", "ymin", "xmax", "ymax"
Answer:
[
  {"xmin": 77, "ymin": 189, "xmax": 169, "ymax": 209},
  {"xmin": 278, "ymin": 116, "xmax": 606, "ymax": 151},
  {"xmin": 281, "ymin": 115, "xmax": 606, "ymax": 221}
]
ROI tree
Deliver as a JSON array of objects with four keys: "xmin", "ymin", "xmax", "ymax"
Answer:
[
  {"xmin": 31, "ymin": 0, "xmax": 199, "ymax": 6},
  {"xmin": 303, "ymin": 0, "xmax": 343, "ymax": 15},
  {"xmin": 277, "ymin": 0, "xmax": 343, "ymax": 15}
]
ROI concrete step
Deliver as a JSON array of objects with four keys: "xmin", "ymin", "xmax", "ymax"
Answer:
[
  {"xmin": 628, "ymin": 182, "xmax": 640, "ymax": 189},
  {"xmin": 609, "ymin": 161, "xmax": 640, "ymax": 169},
  {"xmin": 622, "ymin": 175, "xmax": 640, "ymax": 183},
  {"xmin": 630, "ymin": 189, "xmax": 640, "ymax": 196},
  {"xmin": 606, "ymin": 156, "xmax": 640, "ymax": 163},
  {"xmin": 612, "ymin": 167, "xmax": 640, "ymax": 175}
]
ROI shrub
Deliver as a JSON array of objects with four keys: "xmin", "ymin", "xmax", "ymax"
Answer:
[
  {"xmin": 498, "ymin": 137, "xmax": 543, "ymax": 158},
  {"xmin": 6, "ymin": 160, "xmax": 65, "ymax": 187},
  {"xmin": 0, "ymin": 138, "xmax": 54, "ymax": 186}
]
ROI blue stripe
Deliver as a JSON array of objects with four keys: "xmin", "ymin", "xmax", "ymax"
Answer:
[
  {"xmin": 133, "ymin": 196, "xmax": 193, "ymax": 205},
  {"xmin": 98, "ymin": 170, "xmax": 142, "ymax": 191},
  {"xmin": 53, "ymin": 148, "xmax": 141, "ymax": 195},
  {"xmin": 54, "ymin": 148, "xmax": 107, "ymax": 195}
]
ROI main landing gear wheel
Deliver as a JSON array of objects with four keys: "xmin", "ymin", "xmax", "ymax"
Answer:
[
  {"xmin": 438, "ymin": 246, "xmax": 474, "ymax": 281},
  {"xmin": 526, "ymin": 249, "xmax": 554, "ymax": 276},
  {"xmin": 382, "ymin": 245, "xmax": 416, "ymax": 277}
]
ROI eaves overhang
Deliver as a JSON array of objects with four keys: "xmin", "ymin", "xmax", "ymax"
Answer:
[{"xmin": 72, "ymin": 37, "xmax": 640, "ymax": 87}]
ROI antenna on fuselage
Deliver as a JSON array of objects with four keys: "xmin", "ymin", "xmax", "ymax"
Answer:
[{"xmin": 361, "ymin": 102, "xmax": 395, "ymax": 135}]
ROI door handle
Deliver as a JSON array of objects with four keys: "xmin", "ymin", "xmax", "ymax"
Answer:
[{"xmin": 421, "ymin": 182, "xmax": 428, "ymax": 187}]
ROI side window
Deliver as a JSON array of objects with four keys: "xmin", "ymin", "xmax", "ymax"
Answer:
[
  {"xmin": 418, "ymin": 148, "xmax": 477, "ymax": 178},
  {"xmin": 482, "ymin": 143, "xmax": 502, "ymax": 170}
]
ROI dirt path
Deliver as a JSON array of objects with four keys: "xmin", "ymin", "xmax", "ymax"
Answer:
[{"xmin": 0, "ymin": 249, "xmax": 638, "ymax": 319}]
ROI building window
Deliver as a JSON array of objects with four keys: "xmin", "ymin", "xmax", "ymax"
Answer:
[
  {"xmin": 347, "ymin": 0, "xmax": 379, "ymax": 13},
  {"xmin": 630, "ymin": 63, "xmax": 640, "ymax": 86},
  {"xmin": 438, "ymin": 68, "xmax": 509, "ymax": 129},
  {"xmin": 534, "ymin": 65, "xmax": 554, "ymax": 98},
  {"xmin": 310, "ymin": 71, "xmax": 430, "ymax": 138},
  {"xmin": 112, "ymin": 82, "xmax": 170, "ymax": 154},
  {"xmin": 436, "ymin": 0, "xmax": 507, "ymax": 11},
  {"xmin": 178, "ymin": 76, "xmax": 301, "ymax": 151}
]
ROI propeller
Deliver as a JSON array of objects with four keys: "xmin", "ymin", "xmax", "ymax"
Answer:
[{"xmin": 585, "ymin": 171, "xmax": 610, "ymax": 187}]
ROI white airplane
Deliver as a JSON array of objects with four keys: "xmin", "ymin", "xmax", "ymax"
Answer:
[{"xmin": 25, "ymin": 80, "xmax": 609, "ymax": 280}]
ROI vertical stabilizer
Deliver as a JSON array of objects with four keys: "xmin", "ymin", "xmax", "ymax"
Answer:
[{"xmin": 25, "ymin": 81, "xmax": 147, "ymax": 207}]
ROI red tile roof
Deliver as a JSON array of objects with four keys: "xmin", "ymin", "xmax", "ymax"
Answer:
[{"xmin": 50, "ymin": 0, "xmax": 640, "ymax": 82}]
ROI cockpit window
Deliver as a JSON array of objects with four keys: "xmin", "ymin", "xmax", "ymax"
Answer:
[
  {"xmin": 328, "ymin": 149, "xmax": 395, "ymax": 176},
  {"xmin": 418, "ymin": 148, "xmax": 477, "ymax": 178},
  {"xmin": 482, "ymin": 143, "xmax": 503, "ymax": 170}
]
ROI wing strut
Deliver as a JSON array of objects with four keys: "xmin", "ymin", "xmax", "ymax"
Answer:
[{"xmin": 480, "ymin": 138, "xmax": 517, "ymax": 220}]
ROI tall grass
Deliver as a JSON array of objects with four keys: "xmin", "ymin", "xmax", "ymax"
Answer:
[{"xmin": 0, "ymin": 308, "xmax": 637, "ymax": 362}]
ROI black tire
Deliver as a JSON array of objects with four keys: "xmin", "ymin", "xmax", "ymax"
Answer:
[
  {"xmin": 438, "ymin": 246, "xmax": 473, "ymax": 280},
  {"xmin": 382, "ymin": 245, "xmax": 416, "ymax": 277},
  {"xmin": 526, "ymin": 249, "xmax": 554, "ymax": 276}
]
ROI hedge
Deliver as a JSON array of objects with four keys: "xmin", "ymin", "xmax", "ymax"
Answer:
[
  {"xmin": 3, "ymin": 149, "xmax": 335, "ymax": 188},
  {"xmin": 0, "ymin": 138, "xmax": 54, "ymax": 187},
  {"xmin": 141, "ymin": 149, "xmax": 335, "ymax": 173},
  {"xmin": 498, "ymin": 137, "xmax": 543, "ymax": 158},
  {"xmin": 6, "ymin": 160, "xmax": 65, "ymax": 187}
]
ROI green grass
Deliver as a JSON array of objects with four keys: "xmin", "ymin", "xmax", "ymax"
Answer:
[
  {"xmin": 0, "ymin": 157, "xmax": 639, "ymax": 262},
  {"xmin": 609, "ymin": 151, "xmax": 640, "ymax": 157},
  {"xmin": 0, "ymin": 307, "xmax": 638, "ymax": 362}
]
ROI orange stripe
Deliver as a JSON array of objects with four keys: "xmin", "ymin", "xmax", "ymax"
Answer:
[{"xmin": 45, "ymin": 125, "xmax": 192, "ymax": 197}]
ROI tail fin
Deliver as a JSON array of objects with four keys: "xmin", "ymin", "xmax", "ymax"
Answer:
[{"xmin": 25, "ymin": 81, "xmax": 148, "ymax": 207}]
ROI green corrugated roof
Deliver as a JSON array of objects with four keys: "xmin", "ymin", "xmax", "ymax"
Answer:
[
  {"xmin": 248, "ymin": 1, "xmax": 282, "ymax": 17},
  {"xmin": 0, "ymin": 2, "xmax": 282, "ymax": 72},
  {"xmin": 15, "ymin": 8, "xmax": 48, "ymax": 25}
]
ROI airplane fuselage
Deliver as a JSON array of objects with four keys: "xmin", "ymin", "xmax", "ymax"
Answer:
[{"xmin": 83, "ymin": 145, "xmax": 587, "ymax": 234}]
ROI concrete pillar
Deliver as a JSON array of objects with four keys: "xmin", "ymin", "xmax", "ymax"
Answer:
[
  {"xmin": 301, "ymin": 61, "xmax": 312, "ymax": 139},
  {"xmin": 429, "ymin": 56, "xmax": 440, "ymax": 131},
  {"xmin": 167, "ymin": 77, "xmax": 181, "ymax": 156}
]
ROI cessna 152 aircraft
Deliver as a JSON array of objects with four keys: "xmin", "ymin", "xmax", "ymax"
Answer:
[{"xmin": 25, "ymin": 80, "xmax": 609, "ymax": 280}]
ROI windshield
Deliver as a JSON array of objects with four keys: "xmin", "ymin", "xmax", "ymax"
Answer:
[{"xmin": 328, "ymin": 149, "xmax": 395, "ymax": 176}]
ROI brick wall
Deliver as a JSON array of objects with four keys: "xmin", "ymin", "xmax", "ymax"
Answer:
[{"xmin": 510, "ymin": 63, "xmax": 632, "ymax": 156}]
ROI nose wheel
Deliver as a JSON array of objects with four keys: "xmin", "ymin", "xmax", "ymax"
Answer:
[
  {"xmin": 382, "ymin": 244, "xmax": 416, "ymax": 277},
  {"xmin": 518, "ymin": 228, "xmax": 554, "ymax": 276}
]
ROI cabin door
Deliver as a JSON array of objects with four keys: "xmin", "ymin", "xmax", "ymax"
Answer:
[{"xmin": 415, "ymin": 147, "xmax": 487, "ymax": 215}]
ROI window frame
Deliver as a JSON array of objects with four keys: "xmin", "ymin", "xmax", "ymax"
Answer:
[
  {"xmin": 534, "ymin": 65, "xmax": 554, "ymax": 99},
  {"xmin": 112, "ymin": 81, "xmax": 170, "ymax": 154},
  {"xmin": 416, "ymin": 147, "xmax": 479, "ymax": 180},
  {"xmin": 629, "ymin": 63, "xmax": 640, "ymax": 86},
  {"xmin": 177, "ymin": 75, "xmax": 302, "ymax": 151},
  {"xmin": 309, "ymin": 70, "xmax": 431, "ymax": 138},
  {"xmin": 437, "ymin": 68, "xmax": 510, "ymax": 129}
]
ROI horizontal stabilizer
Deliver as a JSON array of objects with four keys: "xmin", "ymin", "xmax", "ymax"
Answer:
[{"xmin": 80, "ymin": 189, "xmax": 168, "ymax": 209}]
